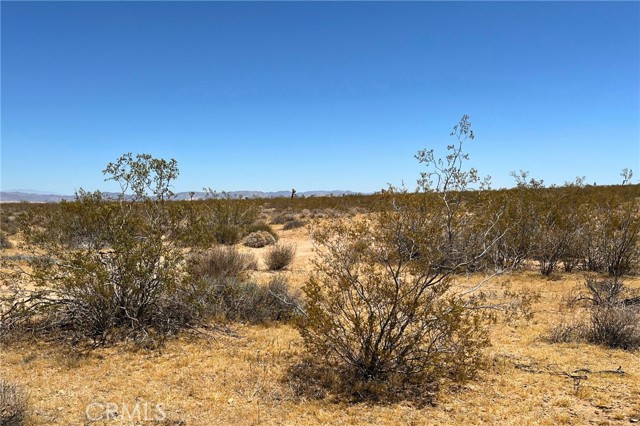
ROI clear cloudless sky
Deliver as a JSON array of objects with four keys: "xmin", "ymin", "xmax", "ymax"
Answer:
[{"xmin": 1, "ymin": 1, "xmax": 639, "ymax": 194}]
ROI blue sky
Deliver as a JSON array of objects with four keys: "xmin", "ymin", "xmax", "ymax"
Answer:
[{"xmin": 1, "ymin": 1, "xmax": 638, "ymax": 194}]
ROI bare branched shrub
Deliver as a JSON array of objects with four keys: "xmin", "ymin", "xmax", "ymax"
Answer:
[
  {"xmin": 531, "ymin": 198, "xmax": 580, "ymax": 276},
  {"xmin": 265, "ymin": 243, "xmax": 296, "ymax": 271},
  {"xmin": 582, "ymin": 276, "xmax": 625, "ymax": 306},
  {"xmin": 190, "ymin": 246, "xmax": 257, "ymax": 281},
  {"xmin": 551, "ymin": 276, "xmax": 640, "ymax": 350},
  {"xmin": 0, "ymin": 379, "xmax": 27, "ymax": 426},
  {"xmin": 579, "ymin": 200, "xmax": 639, "ymax": 276},
  {"xmin": 587, "ymin": 304, "xmax": 640, "ymax": 349},
  {"xmin": 581, "ymin": 277, "xmax": 640, "ymax": 349},
  {"xmin": 601, "ymin": 203, "xmax": 639, "ymax": 277}
]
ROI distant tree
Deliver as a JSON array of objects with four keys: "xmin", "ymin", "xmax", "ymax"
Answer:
[{"xmin": 510, "ymin": 170, "xmax": 544, "ymax": 189}]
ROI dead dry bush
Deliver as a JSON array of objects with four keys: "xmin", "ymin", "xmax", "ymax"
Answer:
[
  {"xmin": 0, "ymin": 379, "xmax": 27, "ymax": 426},
  {"xmin": 195, "ymin": 276, "xmax": 303, "ymax": 323},
  {"xmin": 288, "ymin": 358, "xmax": 438, "ymax": 407},
  {"xmin": 299, "ymin": 209, "xmax": 312, "ymax": 218},
  {"xmin": 550, "ymin": 276, "xmax": 640, "ymax": 349},
  {"xmin": 191, "ymin": 246, "xmax": 258, "ymax": 280},
  {"xmin": 265, "ymin": 243, "xmax": 296, "ymax": 271},
  {"xmin": 243, "ymin": 231, "xmax": 276, "ymax": 248},
  {"xmin": 282, "ymin": 218, "xmax": 306, "ymax": 230},
  {"xmin": 588, "ymin": 304, "xmax": 640, "ymax": 349},
  {"xmin": 271, "ymin": 212, "xmax": 296, "ymax": 225},
  {"xmin": 579, "ymin": 201, "xmax": 639, "ymax": 276}
]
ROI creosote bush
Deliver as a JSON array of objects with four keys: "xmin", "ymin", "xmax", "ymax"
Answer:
[
  {"xmin": 0, "ymin": 379, "xmax": 28, "ymax": 426},
  {"xmin": 0, "ymin": 207, "xmax": 21, "ymax": 237},
  {"xmin": 213, "ymin": 224, "xmax": 242, "ymax": 245},
  {"xmin": 205, "ymin": 193, "xmax": 260, "ymax": 245},
  {"xmin": 265, "ymin": 243, "xmax": 296, "ymax": 271},
  {"xmin": 293, "ymin": 116, "xmax": 506, "ymax": 403},
  {"xmin": 0, "ymin": 154, "xmax": 206, "ymax": 346}
]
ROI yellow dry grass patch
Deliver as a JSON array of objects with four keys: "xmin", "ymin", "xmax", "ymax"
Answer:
[{"xmin": 2, "ymin": 227, "xmax": 639, "ymax": 425}]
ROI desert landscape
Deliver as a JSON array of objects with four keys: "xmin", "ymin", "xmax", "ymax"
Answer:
[
  {"xmin": 1, "ymin": 149, "xmax": 639, "ymax": 425},
  {"xmin": 2, "ymin": 2, "xmax": 639, "ymax": 425}
]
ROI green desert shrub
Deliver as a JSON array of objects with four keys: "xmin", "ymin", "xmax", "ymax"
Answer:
[
  {"xmin": 0, "ymin": 208, "xmax": 20, "ymax": 236},
  {"xmin": 207, "ymin": 193, "xmax": 259, "ymax": 240},
  {"xmin": 213, "ymin": 224, "xmax": 243, "ymax": 245},
  {"xmin": 0, "ymin": 154, "xmax": 208, "ymax": 346}
]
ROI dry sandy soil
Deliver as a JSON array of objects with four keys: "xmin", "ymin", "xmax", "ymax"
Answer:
[{"xmin": 1, "ymin": 223, "xmax": 639, "ymax": 426}]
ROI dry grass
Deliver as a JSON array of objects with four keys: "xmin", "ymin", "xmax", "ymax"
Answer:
[{"xmin": 2, "ymin": 223, "xmax": 640, "ymax": 425}]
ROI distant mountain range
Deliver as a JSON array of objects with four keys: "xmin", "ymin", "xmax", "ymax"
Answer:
[{"xmin": 0, "ymin": 189, "xmax": 361, "ymax": 203}]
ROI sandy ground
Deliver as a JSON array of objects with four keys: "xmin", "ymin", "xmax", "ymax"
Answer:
[{"xmin": 2, "ymin": 221, "xmax": 640, "ymax": 425}]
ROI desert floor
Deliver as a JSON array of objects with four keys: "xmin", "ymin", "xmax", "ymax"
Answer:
[{"xmin": 1, "ymin": 223, "xmax": 639, "ymax": 426}]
